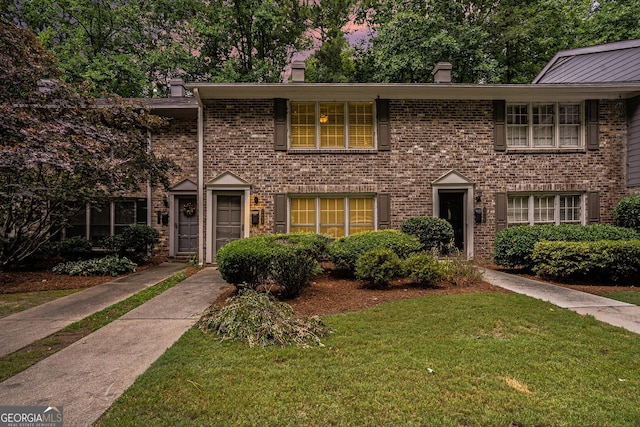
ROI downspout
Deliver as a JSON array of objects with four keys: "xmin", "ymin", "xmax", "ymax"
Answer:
[
  {"xmin": 194, "ymin": 88, "xmax": 205, "ymax": 266},
  {"xmin": 146, "ymin": 131, "xmax": 153, "ymax": 228}
]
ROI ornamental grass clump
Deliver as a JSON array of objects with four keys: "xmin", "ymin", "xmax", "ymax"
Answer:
[{"xmin": 197, "ymin": 290, "xmax": 333, "ymax": 348}]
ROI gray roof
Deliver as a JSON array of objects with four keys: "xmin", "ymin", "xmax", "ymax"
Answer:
[{"xmin": 533, "ymin": 39, "xmax": 640, "ymax": 84}]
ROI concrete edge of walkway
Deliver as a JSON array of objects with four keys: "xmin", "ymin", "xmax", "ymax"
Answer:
[{"xmin": 480, "ymin": 267, "xmax": 640, "ymax": 334}]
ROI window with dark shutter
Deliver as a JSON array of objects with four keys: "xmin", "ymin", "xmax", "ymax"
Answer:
[
  {"xmin": 377, "ymin": 194, "xmax": 391, "ymax": 229},
  {"xmin": 588, "ymin": 192, "xmax": 600, "ymax": 224},
  {"xmin": 274, "ymin": 194, "xmax": 287, "ymax": 233},
  {"xmin": 274, "ymin": 98, "xmax": 288, "ymax": 151},
  {"xmin": 376, "ymin": 99, "xmax": 390, "ymax": 151},
  {"xmin": 495, "ymin": 192, "xmax": 507, "ymax": 232},
  {"xmin": 494, "ymin": 100, "xmax": 506, "ymax": 152},
  {"xmin": 586, "ymin": 100, "xmax": 599, "ymax": 150}
]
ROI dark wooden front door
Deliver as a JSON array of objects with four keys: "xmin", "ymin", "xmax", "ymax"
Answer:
[
  {"xmin": 177, "ymin": 197, "xmax": 198, "ymax": 253},
  {"xmin": 216, "ymin": 195, "xmax": 242, "ymax": 252},
  {"xmin": 439, "ymin": 192, "xmax": 465, "ymax": 251}
]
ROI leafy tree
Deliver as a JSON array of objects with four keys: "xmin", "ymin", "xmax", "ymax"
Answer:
[
  {"xmin": 0, "ymin": 17, "xmax": 176, "ymax": 270},
  {"xmin": 192, "ymin": 0, "xmax": 313, "ymax": 83},
  {"xmin": 580, "ymin": 0, "xmax": 640, "ymax": 44}
]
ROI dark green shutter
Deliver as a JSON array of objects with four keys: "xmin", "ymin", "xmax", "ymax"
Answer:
[
  {"xmin": 377, "ymin": 194, "xmax": 391, "ymax": 229},
  {"xmin": 376, "ymin": 99, "xmax": 390, "ymax": 151},
  {"xmin": 274, "ymin": 98, "xmax": 287, "ymax": 151},
  {"xmin": 586, "ymin": 100, "xmax": 599, "ymax": 150},
  {"xmin": 494, "ymin": 100, "xmax": 506, "ymax": 152},
  {"xmin": 495, "ymin": 192, "xmax": 508, "ymax": 232},
  {"xmin": 274, "ymin": 194, "xmax": 287, "ymax": 233},
  {"xmin": 588, "ymin": 191, "xmax": 600, "ymax": 224}
]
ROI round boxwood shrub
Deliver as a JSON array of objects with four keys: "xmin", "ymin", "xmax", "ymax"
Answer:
[
  {"xmin": 355, "ymin": 248, "xmax": 402, "ymax": 287},
  {"xmin": 614, "ymin": 194, "xmax": 640, "ymax": 234},
  {"xmin": 216, "ymin": 236, "xmax": 274, "ymax": 289},
  {"xmin": 101, "ymin": 225, "xmax": 159, "ymax": 263},
  {"xmin": 326, "ymin": 230, "xmax": 422, "ymax": 275},
  {"xmin": 403, "ymin": 253, "xmax": 445, "ymax": 285},
  {"xmin": 401, "ymin": 216, "xmax": 454, "ymax": 254}
]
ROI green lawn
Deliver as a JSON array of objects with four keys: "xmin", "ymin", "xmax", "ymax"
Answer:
[
  {"xmin": 96, "ymin": 293, "xmax": 640, "ymax": 427},
  {"xmin": 0, "ymin": 289, "xmax": 81, "ymax": 318}
]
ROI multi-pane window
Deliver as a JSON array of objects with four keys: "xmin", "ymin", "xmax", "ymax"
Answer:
[
  {"xmin": 66, "ymin": 199, "xmax": 148, "ymax": 243},
  {"xmin": 290, "ymin": 101, "xmax": 374, "ymax": 148},
  {"xmin": 507, "ymin": 194, "xmax": 583, "ymax": 226},
  {"xmin": 290, "ymin": 195, "xmax": 375, "ymax": 238},
  {"xmin": 507, "ymin": 103, "xmax": 582, "ymax": 148}
]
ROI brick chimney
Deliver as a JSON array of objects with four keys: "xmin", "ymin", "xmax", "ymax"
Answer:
[
  {"xmin": 291, "ymin": 61, "xmax": 306, "ymax": 83},
  {"xmin": 169, "ymin": 78, "xmax": 186, "ymax": 97},
  {"xmin": 432, "ymin": 62, "xmax": 452, "ymax": 84}
]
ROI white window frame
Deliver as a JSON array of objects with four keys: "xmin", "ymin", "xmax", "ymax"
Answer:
[
  {"xmin": 506, "ymin": 102, "xmax": 584, "ymax": 149},
  {"xmin": 288, "ymin": 194, "xmax": 376, "ymax": 237},
  {"xmin": 289, "ymin": 101, "xmax": 376, "ymax": 149},
  {"xmin": 507, "ymin": 193, "xmax": 585, "ymax": 226}
]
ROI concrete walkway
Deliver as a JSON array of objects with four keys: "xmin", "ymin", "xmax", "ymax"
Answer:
[
  {"xmin": 481, "ymin": 268, "xmax": 640, "ymax": 334},
  {"xmin": 0, "ymin": 266, "xmax": 227, "ymax": 427}
]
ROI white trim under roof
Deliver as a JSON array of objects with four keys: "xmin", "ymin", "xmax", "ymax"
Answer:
[{"xmin": 186, "ymin": 82, "xmax": 640, "ymax": 102}]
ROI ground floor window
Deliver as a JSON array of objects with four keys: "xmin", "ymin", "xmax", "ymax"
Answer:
[
  {"xmin": 507, "ymin": 193, "xmax": 583, "ymax": 226},
  {"xmin": 290, "ymin": 195, "xmax": 374, "ymax": 238},
  {"xmin": 66, "ymin": 198, "xmax": 148, "ymax": 243}
]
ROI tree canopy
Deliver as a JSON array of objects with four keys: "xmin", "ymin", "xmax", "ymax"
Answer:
[{"xmin": 0, "ymin": 17, "xmax": 175, "ymax": 269}]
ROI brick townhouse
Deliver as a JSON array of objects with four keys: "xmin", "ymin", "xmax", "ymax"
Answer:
[{"xmin": 71, "ymin": 39, "xmax": 640, "ymax": 264}]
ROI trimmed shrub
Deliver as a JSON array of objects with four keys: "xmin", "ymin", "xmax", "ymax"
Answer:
[
  {"xmin": 355, "ymin": 249, "xmax": 402, "ymax": 286},
  {"xmin": 197, "ymin": 290, "xmax": 333, "ymax": 348},
  {"xmin": 493, "ymin": 224, "xmax": 639, "ymax": 269},
  {"xmin": 532, "ymin": 240, "xmax": 640, "ymax": 281},
  {"xmin": 326, "ymin": 230, "xmax": 422, "ymax": 275},
  {"xmin": 271, "ymin": 244, "xmax": 320, "ymax": 299},
  {"xmin": 101, "ymin": 225, "xmax": 159, "ymax": 263},
  {"xmin": 401, "ymin": 217, "xmax": 454, "ymax": 254},
  {"xmin": 53, "ymin": 255, "xmax": 136, "ymax": 276},
  {"xmin": 614, "ymin": 195, "xmax": 640, "ymax": 234},
  {"xmin": 216, "ymin": 233, "xmax": 328, "ymax": 298},
  {"xmin": 403, "ymin": 253, "xmax": 445, "ymax": 285},
  {"xmin": 216, "ymin": 236, "xmax": 274, "ymax": 289}
]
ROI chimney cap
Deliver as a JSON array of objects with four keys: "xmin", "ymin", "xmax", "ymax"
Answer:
[
  {"xmin": 291, "ymin": 61, "xmax": 306, "ymax": 83},
  {"xmin": 169, "ymin": 78, "xmax": 187, "ymax": 97},
  {"xmin": 431, "ymin": 62, "xmax": 452, "ymax": 84}
]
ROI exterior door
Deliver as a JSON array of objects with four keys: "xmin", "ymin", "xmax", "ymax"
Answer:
[
  {"xmin": 216, "ymin": 195, "xmax": 242, "ymax": 252},
  {"xmin": 439, "ymin": 191, "xmax": 465, "ymax": 251},
  {"xmin": 177, "ymin": 197, "xmax": 198, "ymax": 253}
]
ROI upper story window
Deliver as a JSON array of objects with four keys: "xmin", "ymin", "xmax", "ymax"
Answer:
[
  {"xmin": 507, "ymin": 193, "xmax": 583, "ymax": 226},
  {"xmin": 290, "ymin": 101, "xmax": 374, "ymax": 149},
  {"xmin": 506, "ymin": 103, "xmax": 582, "ymax": 149}
]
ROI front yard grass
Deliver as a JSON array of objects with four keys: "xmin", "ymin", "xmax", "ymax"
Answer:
[
  {"xmin": 603, "ymin": 291, "xmax": 640, "ymax": 306},
  {"xmin": 97, "ymin": 293, "xmax": 640, "ymax": 427},
  {"xmin": 0, "ymin": 289, "xmax": 81, "ymax": 318}
]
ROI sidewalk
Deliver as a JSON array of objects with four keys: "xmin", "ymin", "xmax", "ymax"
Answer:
[
  {"xmin": 0, "ymin": 262, "xmax": 186, "ymax": 357},
  {"xmin": 481, "ymin": 268, "xmax": 640, "ymax": 334},
  {"xmin": 0, "ymin": 266, "xmax": 228, "ymax": 427}
]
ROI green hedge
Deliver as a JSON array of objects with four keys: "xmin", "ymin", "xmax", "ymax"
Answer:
[
  {"xmin": 101, "ymin": 225, "xmax": 159, "ymax": 263},
  {"xmin": 216, "ymin": 233, "xmax": 328, "ymax": 298},
  {"xmin": 326, "ymin": 230, "xmax": 422, "ymax": 275},
  {"xmin": 493, "ymin": 224, "xmax": 639, "ymax": 269},
  {"xmin": 532, "ymin": 240, "xmax": 640, "ymax": 281},
  {"xmin": 355, "ymin": 249, "xmax": 402, "ymax": 286},
  {"xmin": 401, "ymin": 216, "xmax": 454, "ymax": 254},
  {"xmin": 614, "ymin": 194, "xmax": 640, "ymax": 234}
]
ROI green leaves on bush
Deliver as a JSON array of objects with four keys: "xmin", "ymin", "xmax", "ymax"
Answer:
[
  {"xmin": 532, "ymin": 240, "xmax": 640, "ymax": 281},
  {"xmin": 614, "ymin": 195, "xmax": 640, "ymax": 234},
  {"xmin": 197, "ymin": 290, "xmax": 333, "ymax": 348},
  {"xmin": 53, "ymin": 255, "xmax": 136, "ymax": 276},
  {"xmin": 327, "ymin": 230, "xmax": 422, "ymax": 275},
  {"xmin": 355, "ymin": 249, "xmax": 402, "ymax": 286},
  {"xmin": 101, "ymin": 225, "xmax": 159, "ymax": 263},
  {"xmin": 401, "ymin": 216, "xmax": 454, "ymax": 254},
  {"xmin": 402, "ymin": 253, "xmax": 445, "ymax": 285},
  {"xmin": 216, "ymin": 233, "xmax": 329, "ymax": 298},
  {"xmin": 493, "ymin": 224, "xmax": 639, "ymax": 269}
]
